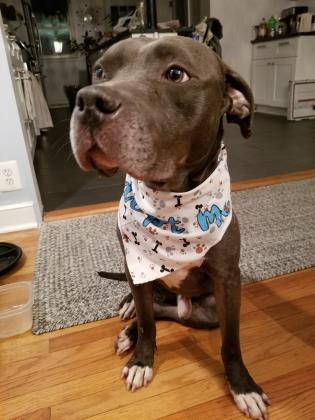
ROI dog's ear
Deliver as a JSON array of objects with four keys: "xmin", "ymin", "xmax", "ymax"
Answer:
[{"xmin": 224, "ymin": 65, "xmax": 254, "ymax": 138}]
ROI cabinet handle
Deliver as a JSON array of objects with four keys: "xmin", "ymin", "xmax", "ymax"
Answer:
[
  {"xmin": 257, "ymin": 45, "xmax": 266, "ymax": 48},
  {"xmin": 279, "ymin": 41, "xmax": 289, "ymax": 46}
]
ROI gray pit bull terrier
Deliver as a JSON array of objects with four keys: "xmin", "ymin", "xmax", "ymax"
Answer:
[{"xmin": 70, "ymin": 36, "xmax": 270, "ymax": 419}]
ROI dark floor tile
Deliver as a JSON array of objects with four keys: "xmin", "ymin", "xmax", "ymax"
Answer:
[{"xmin": 34, "ymin": 109, "xmax": 315, "ymax": 211}]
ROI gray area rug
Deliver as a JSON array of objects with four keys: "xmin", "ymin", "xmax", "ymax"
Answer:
[{"xmin": 32, "ymin": 179, "xmax": 315, "ymax": 334}]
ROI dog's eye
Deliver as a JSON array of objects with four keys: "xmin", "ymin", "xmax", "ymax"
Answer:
[
  {"xmin": 166, "ymin": 67, "xmax": 190, "ymax": 83},
  {"xmin": 94, "ymin": 66, "xmax": 105, "ymax": 80}
]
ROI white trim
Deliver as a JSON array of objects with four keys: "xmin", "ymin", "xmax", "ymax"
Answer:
[{"xmin": 0, "ymin": 201, "xmax": 40, "ymax": 233}]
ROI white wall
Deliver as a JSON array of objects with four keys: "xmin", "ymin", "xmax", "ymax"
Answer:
[
  {"xmin": 210, "ymin": 0, "xmax": 300, "ymax": 84},
  {"xmin": 0, "ymin": 14, "xmax": 42, "ymax": 232},
  {"xmin": 157, "ymin": 0, "xmax": 173, "ymax": 22},
  {"xmin": 300, "ymin": 0, "xmax": 315, "ymax": 13}
]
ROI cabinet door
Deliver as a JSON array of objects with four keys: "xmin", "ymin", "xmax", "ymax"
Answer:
[
  {"xmin": 252, "ymin": 60, "xmax": 273, "ymax": 105},
  {"xmin": 271, "ymin": 58, "xmax": 296, "ymax": 107}
]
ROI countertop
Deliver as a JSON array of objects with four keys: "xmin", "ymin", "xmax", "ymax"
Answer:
[{"xmin": 251, "ymin": 31, "xmax": 315, "ymax": 44}]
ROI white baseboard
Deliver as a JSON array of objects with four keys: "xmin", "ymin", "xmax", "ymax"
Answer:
[
  {"xmin": 255, "ymin": 105, "xmax": 287, "ymax": 117},
  {"xmin": 0, "ymin": 201, "xmax": 40, "ymax": 233}
]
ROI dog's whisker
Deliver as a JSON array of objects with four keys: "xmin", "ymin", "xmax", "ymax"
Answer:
[
  {"xmin": 66, "ymin": 151, "xmax": 75, "ymax": 162},
  {"xmin": 52, "ymin": 140, "xmax": 71, "ymax": 158}
]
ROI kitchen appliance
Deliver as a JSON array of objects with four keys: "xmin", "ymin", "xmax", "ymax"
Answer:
[
  {"xmin": 280, "ymin": 6, "xmax": 308, "ymax": 34},
  {"xmin": 288, "ymin": 80, "xmax": 315, "ymax": 121},
  {"xmin": 296, "ymin": 12, "xmax": 313, "ymax": 32}
]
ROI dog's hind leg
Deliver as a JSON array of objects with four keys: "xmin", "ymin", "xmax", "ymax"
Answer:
[
  {"xmin": 119, "ymin": 293, "xmax": 136, "ymax": 319},
  {"xmin": 153, "ymin": 295, "xmax": 219, "ymax": 329},
  {"xmin": 116, "ymin": 294, "xmax": 218, "ymax": 351},
  {"xmin": 115, "ymin": 320, "xmax": 138, "ymax": 355}
]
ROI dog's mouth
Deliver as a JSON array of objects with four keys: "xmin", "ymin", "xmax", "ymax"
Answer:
[
  {"xmin": 88, "ymin": 145, "xmax": 119, "ymax": 176},
  {"xmin": 145, "ymin": 180, "xmax": 167, "ymax": 190}
]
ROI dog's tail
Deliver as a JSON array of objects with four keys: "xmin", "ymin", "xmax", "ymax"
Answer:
[{"xmin": 98, "ymin": 271, "xmax": 127, "ymax": 281}]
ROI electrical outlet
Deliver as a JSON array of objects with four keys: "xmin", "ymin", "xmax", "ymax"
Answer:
[{"xmin": 0, "ymin": 161, "xmax": 22, "ymax": 191}]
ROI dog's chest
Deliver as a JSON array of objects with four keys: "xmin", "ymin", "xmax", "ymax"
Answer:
[{"xmin": 159, "ymin": 258, "xmax": 213, "ymax": 296}]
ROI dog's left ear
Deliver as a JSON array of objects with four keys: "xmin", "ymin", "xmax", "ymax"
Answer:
[{"xmin": 224, "ymin": 64, "xmax": 254, "ymax": 139}]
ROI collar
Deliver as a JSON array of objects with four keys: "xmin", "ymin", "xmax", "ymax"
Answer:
[{"xmin": 117, "ymin": 144, "xmax": 232, "ymax": 284}]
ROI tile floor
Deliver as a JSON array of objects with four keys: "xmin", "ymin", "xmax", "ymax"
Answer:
[{"xmin": 34, "ymin": 109, "xmax": 315, "ymax": 211}]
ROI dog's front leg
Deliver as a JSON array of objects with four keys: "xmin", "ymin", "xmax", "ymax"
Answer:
[
  {"xmin": 214, "ymin": 268, "xmax": 270, "ymax": 419},
  {"xmin": 122, "ymin": 270, "xmax": 156, "ymax": 391}
]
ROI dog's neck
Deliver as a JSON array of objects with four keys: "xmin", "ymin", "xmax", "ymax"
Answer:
[{"xmin": 145, "ymin": 122, "xmax": 224, "ymax": 193}]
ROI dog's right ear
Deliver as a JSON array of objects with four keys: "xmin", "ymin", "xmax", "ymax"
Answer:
[{"xmin": 224, "ymin": 64, "xmax": 254, "ymax": 139}]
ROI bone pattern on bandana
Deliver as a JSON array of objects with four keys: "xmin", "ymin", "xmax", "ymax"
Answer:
[{"xmin": 117, "ymin": 145, "xmax": 232, "ymax": 284}]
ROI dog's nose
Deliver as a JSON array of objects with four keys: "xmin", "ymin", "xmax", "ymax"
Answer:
[{"xmin": 75, "ymin": 87, "xmax": 121, "ymax": 120}]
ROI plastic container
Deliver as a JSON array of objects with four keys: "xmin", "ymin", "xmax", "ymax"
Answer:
[{"xmin": 0, "ymin": 282, "xmax": 33, "ymax": 338}]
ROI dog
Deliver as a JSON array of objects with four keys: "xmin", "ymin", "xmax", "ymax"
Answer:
[{"xmin": 70, "ymin": 36, "xmax": 270, "ymax": 419}]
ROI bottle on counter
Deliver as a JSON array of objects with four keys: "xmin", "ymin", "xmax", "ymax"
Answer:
[
  {"xmin": 267, "ymin": 16, "xmax": 277, "ymax": 38},
  {"xmin": 259, "ymin": 18, "xmax": 267, "ymax": 37}
]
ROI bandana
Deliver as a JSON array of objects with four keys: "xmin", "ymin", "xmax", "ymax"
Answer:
[{"xmin": 117, "ymin": 145, "xmax": 232, "ymax": 284}]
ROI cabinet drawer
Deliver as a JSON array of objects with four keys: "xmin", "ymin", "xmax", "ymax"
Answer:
[
  {"xmin": 288, "ymin": 80, "xmax": 315, "ymax": 120},
  {"xmin": 253, "ymin": 43, "xmax": 276, "ymax": 59},
  {"xmin": 276, "ymin": 38, "xmax": 298, "ymax": 58}
]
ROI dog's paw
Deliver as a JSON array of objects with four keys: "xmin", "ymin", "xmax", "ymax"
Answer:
[
  {"xmin": 115, "ymin": 325, "xmax": 136, "ymax": 355},
  {"xmin": 230, "ymin": 388, "xmax": 270, "ymax": 419},
  {"xmin": 121, "ymin": 365, "xmax": 153, "ymax": 391},
  {"xmin": 119, "ymin": 298, "xmax": 136, "ymax": 319}
]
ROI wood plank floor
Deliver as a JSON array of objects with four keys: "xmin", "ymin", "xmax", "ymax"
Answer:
[{"xmin": 0, "ymin": 171, "xmax": 314, "ymax": 420}]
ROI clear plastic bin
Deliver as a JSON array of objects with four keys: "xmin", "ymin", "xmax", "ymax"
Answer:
[{"xmin": 0, "ymin": 282, "xmax": 33, "ymax": 338}]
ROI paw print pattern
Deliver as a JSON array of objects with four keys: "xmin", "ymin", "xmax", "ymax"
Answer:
[
  {"xmin": 143, "ymin": 249, "xmax": 154, "ymax": 256},
  {"xmin": 166, "ymin": 245, "xmax": 176, "ymax": 256},
  {"xmin": 194, "ymin": 243, "xmax": 206, "ymax": 254},
  {"xmin": 193, "ymin": 189, "xmax": 203, "ymax": 199},
  {"xmin": 123, "ymin": 234, "xmax": 130, "ymax": 243},
  {"xmin": 152, "ymin": 197, "xmax": 166, "ymax": 210},
  {"xmin": 216, "ymin": 189, "xmax": 223, "ymax": 199},
  {"xmin": 148, "ymin": 227, "xmax": 158, "ymax": 235}
]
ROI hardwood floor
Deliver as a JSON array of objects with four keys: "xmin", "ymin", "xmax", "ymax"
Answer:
[{"xmin": 0, "ymin": 171, "xmax": 314, "ymax": 420}]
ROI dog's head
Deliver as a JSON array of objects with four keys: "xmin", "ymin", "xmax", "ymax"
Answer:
[{"xmin": 70, "ymin": 36, "xmax": 253, "ymax": 190}]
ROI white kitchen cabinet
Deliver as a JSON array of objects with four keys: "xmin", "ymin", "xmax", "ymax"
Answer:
[
  {"xmin": 272, "ymin": 58, "xmax": 296, "ymax": 107},
  {"xmin": 251, "ymin": 36, "xmax": 315, "ymax": 115},
  {"xmin": 252, "ymin": 59, "xmax": 273, "ymax": 105}
]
